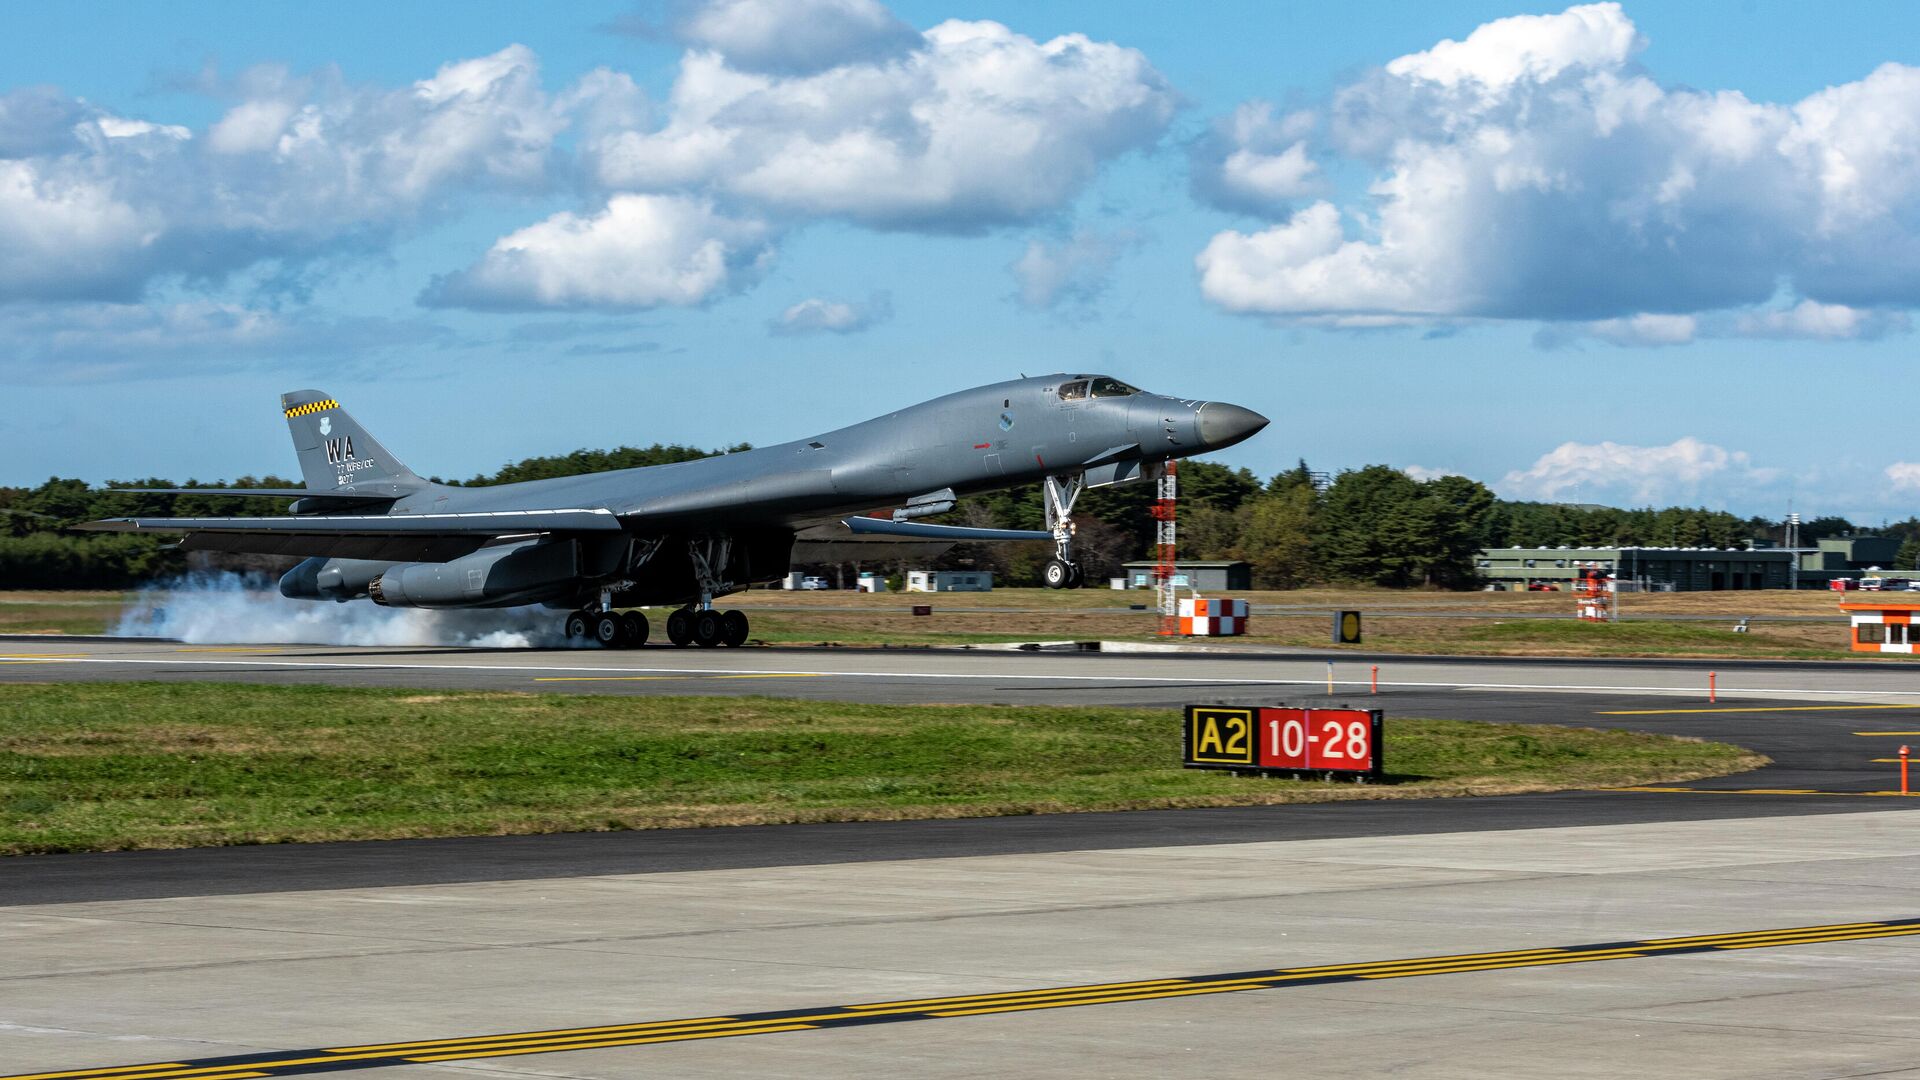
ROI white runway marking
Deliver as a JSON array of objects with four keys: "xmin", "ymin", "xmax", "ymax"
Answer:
[{"xmin": 10, "ymin": 652, "xmax": 1920, "ymax": 699}]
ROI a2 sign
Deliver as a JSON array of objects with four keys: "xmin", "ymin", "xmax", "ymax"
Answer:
[{"xmin": 1183, "ymin": 705, "xmax": 1383, "ymax": 781}]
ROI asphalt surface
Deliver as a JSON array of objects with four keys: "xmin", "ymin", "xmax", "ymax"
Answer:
[{"xmin": 8, "ymin": 638, "xmax": 1920, "ymax": 1078}]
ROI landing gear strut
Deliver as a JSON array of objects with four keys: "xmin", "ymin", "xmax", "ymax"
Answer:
[
  {"xmin": 1042, "ymin": 473, "xmax": 1085, "ymax": 589},
  {"xmin": 664, "ymin": 536, "xmax": 750, "ymax": 647}
]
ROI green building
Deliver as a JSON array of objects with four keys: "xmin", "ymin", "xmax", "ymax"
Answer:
[
  {"xmin": 1794, "ymin": 536, "xmax": 1905, "ymax": 585},
  {"xmin": 1476, "ymin": 546, "xmax": 1793, "ymax": 591}
]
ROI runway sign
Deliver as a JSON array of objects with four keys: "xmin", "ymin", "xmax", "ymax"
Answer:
[
  {"xmin": 1332, "ymin": 610, "xmax": 1362, "ymax": 643},
  {"xmin": 1184, "ymin": 705, "xmax": 1383, "ymax": 781}
]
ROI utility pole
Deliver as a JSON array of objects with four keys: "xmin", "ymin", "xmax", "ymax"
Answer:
[
  {"xmin": 1787, "ymin": 510, "xmax": 1800, "ymax": 590},
  {"xmin": 1153, "ymin": 461, "xmax": 1179, "ymax": 636}
]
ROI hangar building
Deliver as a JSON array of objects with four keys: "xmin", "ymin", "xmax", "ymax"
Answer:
[{"xmin": 1476, "ymin": 546, "xmax": 1793, "ymax": 591}]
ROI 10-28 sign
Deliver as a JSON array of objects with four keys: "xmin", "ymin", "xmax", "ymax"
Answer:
[{"xmin": 1183, "ymin": 705, "xmax": 1383, "ymax": 781}]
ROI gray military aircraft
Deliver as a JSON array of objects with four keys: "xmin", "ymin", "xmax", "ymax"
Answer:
[{"xmin": 80, "ymin": 375, "xmax": 1267, "ymax": 647}]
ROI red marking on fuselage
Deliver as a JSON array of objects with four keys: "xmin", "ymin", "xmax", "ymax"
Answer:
[
  {"xmin": 973, "ymin": 442, "xmax": 991, "ymax": 449},
  {"xmin": 1035, "ymin": 454, "xmax": 1045, "ymax": 467}
]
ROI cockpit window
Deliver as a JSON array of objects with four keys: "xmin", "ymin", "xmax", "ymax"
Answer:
[
  {"xmin": 1089, "ymin": 377, "xmax": 1142, "ymax": 398},
  {"xmin": 1058, "ymin": 380, "xmax": 1090, "ymax": 401}
]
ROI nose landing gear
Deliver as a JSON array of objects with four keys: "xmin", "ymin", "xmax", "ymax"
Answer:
[{"xmin": 1042, "ymin": 473, "xmax": 1086, "ymax": 589}]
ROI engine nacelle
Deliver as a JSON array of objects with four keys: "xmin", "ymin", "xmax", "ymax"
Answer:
[
  {"xmin": 367, "ymin": 539, "xmax": 580, "ymax": 609},
  {"xmin": 280, "ymin": 556, "xmax": 390, "ymax": 601}
]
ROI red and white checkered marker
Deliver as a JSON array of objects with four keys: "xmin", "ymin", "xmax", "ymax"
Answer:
[{"xmin": 1177, "ymin": 597, "xmax": 1249, "ymax": 636}]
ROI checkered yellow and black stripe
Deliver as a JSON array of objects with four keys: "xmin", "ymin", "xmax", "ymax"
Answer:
[{"xmin": 284, "ymin": 399, "xmax": 339, "ymax": 419}]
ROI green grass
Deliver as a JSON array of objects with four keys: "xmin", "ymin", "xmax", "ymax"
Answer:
[
  {"xmin": 1453, "ymin": 618, "xmax": 1842, "ymax": 658},
  {"xmin": 0, "ymin": 683, "xmax": 1764, "ymax": 854}
]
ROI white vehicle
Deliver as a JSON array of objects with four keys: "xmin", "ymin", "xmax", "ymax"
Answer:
[{"xmin": 800, "ymin": 576, "xmax": 830, "ymax": 590}]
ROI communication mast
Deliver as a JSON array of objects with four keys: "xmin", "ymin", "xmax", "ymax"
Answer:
[
  {"xmin": 1153, "ymin": 460, "xmax": 1178, "ymax": 635},
  {"xmin": 1574, "ymin": 562, "xmax": 1612, "ymax": 621}
]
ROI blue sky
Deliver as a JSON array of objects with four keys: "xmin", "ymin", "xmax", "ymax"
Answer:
[{"xmin": 4, "ymin": 1, "xmax": 1919, "ymax": 522}]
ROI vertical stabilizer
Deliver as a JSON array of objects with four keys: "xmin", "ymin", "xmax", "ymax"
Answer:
[{"xmin": 281, "ymin": 390, "xmax": 425, "ymax": 495}]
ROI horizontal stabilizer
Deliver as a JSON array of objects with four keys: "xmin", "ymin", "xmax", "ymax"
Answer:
[
  {"xmin": 74, "ymin": 508, "xmax": 625, "ymax": 562},
  {"xmin": 109, "ymin": 487, "xmax": 390, "ymax": 501},
  {"xmin": 842, "ymin": 516, "xmax": 1051, "ymax": 542}
]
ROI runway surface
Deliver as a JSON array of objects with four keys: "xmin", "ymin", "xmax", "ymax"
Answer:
[
  {"xmin": 5, "ymin": 637, "xmax": 1920, "ymax": 1076},
  {"xmin": 6, "ymin": 634, "xmax": 1920, "ymax": 708}
]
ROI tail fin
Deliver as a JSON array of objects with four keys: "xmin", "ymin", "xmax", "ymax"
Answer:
[{"xmin": 281, "ymin": 390, "xmax": 426, "ymax": 495}]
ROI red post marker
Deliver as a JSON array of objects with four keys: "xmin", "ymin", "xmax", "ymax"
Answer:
[
  {"xmin": 1902, "ymin": 745, "xmax": 1910, "ymax": 796},
  {"xmin": 1709, "ymin": 671, "xmax": 1717, "ymax": 703},
  {"xmin": 1371, "ymin": 664, "xmax": 1379, "ymax": 695}
]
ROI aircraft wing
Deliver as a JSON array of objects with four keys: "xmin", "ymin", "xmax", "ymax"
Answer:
[
  {"xmin": 788, "ymin": 516, "xmax": 1052, "ymax": 564},
  {"xmin": 74, "ymin": 509, "xmax": 624, "ymax": 562},
  {"xmin": 840, "ymin": 517, "xmax": 1051, "ymax": 542}
]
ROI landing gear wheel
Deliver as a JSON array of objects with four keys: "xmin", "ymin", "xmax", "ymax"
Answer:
[
  {"xmin": 666, "ymin": 608, "xmax": 693, "ymax": 647},
  {"xmin": 564, "ymin": 611, "xmax": 590, "ymax": 640},
  {"xmin": 1042, "ymin": 558, "xmax": 1072, "ymax": 589},
  {"xmin": 721, "ymin": 609, "xmax": 749, "ymax": 647},
  {"xmin": 692, "ymin": 608, "xmax": 725, "ymax": 647},
  {"xmin": 592, "ymin": 613, "xmax": 625, "ymax": 648},
  {"xmin": 620, "ymin": 611, "xmax": 648, "ymax": 648},
  {"xmin": 1066, "ymin": 563, "xmax": 1085, "ymax": 589}
]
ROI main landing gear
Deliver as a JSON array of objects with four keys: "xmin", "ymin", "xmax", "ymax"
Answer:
[
  {"xmin": 565, "ymin": 606, "xmax": 650, "ymax": 649},
  {"xmin": 563, "ymin": 535, "xmax": 752, "ymax": 648},
  {"xmin": 666, "ymin": 607, "xmax": 749, "ymax": 648},
  {"xmin": 1041, "ymin": 473, "xmax": 1087, "ymax": 590}
]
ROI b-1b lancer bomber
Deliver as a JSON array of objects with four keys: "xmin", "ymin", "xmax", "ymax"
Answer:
[{"xmin": 81, "ymin": 375, "xmax": 1268, "ymax": 647}]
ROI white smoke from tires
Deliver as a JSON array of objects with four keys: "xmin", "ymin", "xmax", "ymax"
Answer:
[{"xmin": 113, "ymin": 572, "xmax": 576, "ymax": 648}]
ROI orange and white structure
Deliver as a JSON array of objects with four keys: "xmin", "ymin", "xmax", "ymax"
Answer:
[
  {"xmin": 1574, "ymin": 564, "xmax": 1612, "ymax": 621},
  {"xmin": 1178, "ymin": 597, "xmax": 1249, "ymax": 636},
  {"xmin": 1839, "ymin": 600, "xmax": 1920, "ymax": 653}
]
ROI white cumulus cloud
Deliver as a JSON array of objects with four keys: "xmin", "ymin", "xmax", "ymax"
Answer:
[
  {"xmin": 1196, "ymin": 3, "xmax": 1920, "ymax": 325},
  {"xmin": 1501, "ymin": 436, "xmax": 1780, "ymax": 504},
  {"xmin": 1586, "ymin": 312, "xmax": 1698, "ymax": 346},
  {"xmin": 675, "ymin": 0, "xmax": 920, "ymax": 75},
  {"xmin": 1011, "ymin": 230, "xmax": 1138, "ymax": 309},
  {"xmin": 586, "ymin": 18, "xmax": 1175, "ymax": 231},
  {"xmin": 1191, "ymin": 101, "xmax": 1322, "ymax": 215},
  {"xmin": 770, "ymin": 293, "xmax": 891, "ymax": 335},
  {"xmin": 1733, "ymin": 299, "xmax": 1908, "ymax": 340},
  {"xmin": 0, "ymin": 46, "xmax": 576, "ymax": 303},
  {"xmin": 1887, "ymin": 463, "xmax": 1920, "ymax": 492},
  {"xmin": 421, "ymin": 194, "xmax": 773, "ymax": 311}
]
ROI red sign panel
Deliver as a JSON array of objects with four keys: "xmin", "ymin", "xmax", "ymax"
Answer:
[{"xmin": 1255, "ymin": 708, "xmax": 1377, "ymax": 773}]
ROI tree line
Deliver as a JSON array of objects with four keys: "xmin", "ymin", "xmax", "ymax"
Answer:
[{"xmin": 4, "ymin": 449, "xmax": 1916, "ymax": 590}]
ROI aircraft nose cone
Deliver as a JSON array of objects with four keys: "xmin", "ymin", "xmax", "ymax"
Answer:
[{"xmin": 1195, "ymin": 402, "xmax": 1269, "ymax": 450}]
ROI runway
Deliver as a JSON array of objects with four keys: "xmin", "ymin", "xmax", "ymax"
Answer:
[
  {"xmin": 6, "ymin": 634, "xmax": 1920, "ymax": 707},
  {"xmin": 5, "ymin": 638, "xmax": 1920, "ymax": 1076}
]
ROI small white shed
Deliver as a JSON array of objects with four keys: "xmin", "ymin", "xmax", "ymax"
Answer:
[{"xmin": 907, "ymin": 570, "xmax": 993, "ymax": 592}]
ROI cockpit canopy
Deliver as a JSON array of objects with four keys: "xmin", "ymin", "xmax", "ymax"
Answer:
[{"xmin": 1057, "ymin": 376, "xmax": 1143, "ymax": 401}]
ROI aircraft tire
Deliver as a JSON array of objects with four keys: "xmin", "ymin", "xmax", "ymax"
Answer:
[
  {"xmin": 721, "ymin": 609, "xmax": 749, "ymax": 647},
  {"xmin": 564, "ymin": 611, "xmax": 590, "ymax": 640},
  {"xmin": 593, "ymin": 613, "xmax": 625, "ymax": 648},
  {"xmin": 692, "ymin": 608, "xmax": 725, "ymax": 647},
  {"xmin": 1042, "ymin": 558, "xmax": 1071, "ymax": 589},
  {"xmin": 666, "ymin": 608, "xmax": 694, "ymax": 646},
  {"xmin": 1066, "ymin": 563, "xmax": 1085, "ymax": 589},
  {"xmin": 621, "ymin": 611, "xmax": 648, "ymax": 647}
]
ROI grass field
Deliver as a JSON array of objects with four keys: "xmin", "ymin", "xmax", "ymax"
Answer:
[
  {"xmin": 0, "ymin": 585, "xmax": 1878, "ymax": 659},
  {"xmin": 0, "ymin": 683, "xmax": 1764, "ymax": 854}
]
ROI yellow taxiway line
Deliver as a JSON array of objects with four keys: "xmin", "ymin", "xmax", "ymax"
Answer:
[
  {"xmin": 13, "ymin": 917, "xmax": 1920, "ymax": 1080},
  {"xmin": 1598, "ymin": 704, "xmax": 1920, "ymax": 716}
]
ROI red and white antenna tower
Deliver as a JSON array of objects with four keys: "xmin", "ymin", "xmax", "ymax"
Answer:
[{"xmin": 1153, "ymin": 460, "xmax": 1178, "ymax": 636}]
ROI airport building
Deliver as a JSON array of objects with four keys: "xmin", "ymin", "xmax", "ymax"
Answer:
[
  {"xmin": 1121, "ymin": 560, "xmax": 1253, "ymax": 592},
  {"xmin": 1476, "ymin": 546, "xmax": 1793, "ymax": 591},
  {"xmin": 1795, "ymin": 536, "xmax": 1905, "ymax": 585}
]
